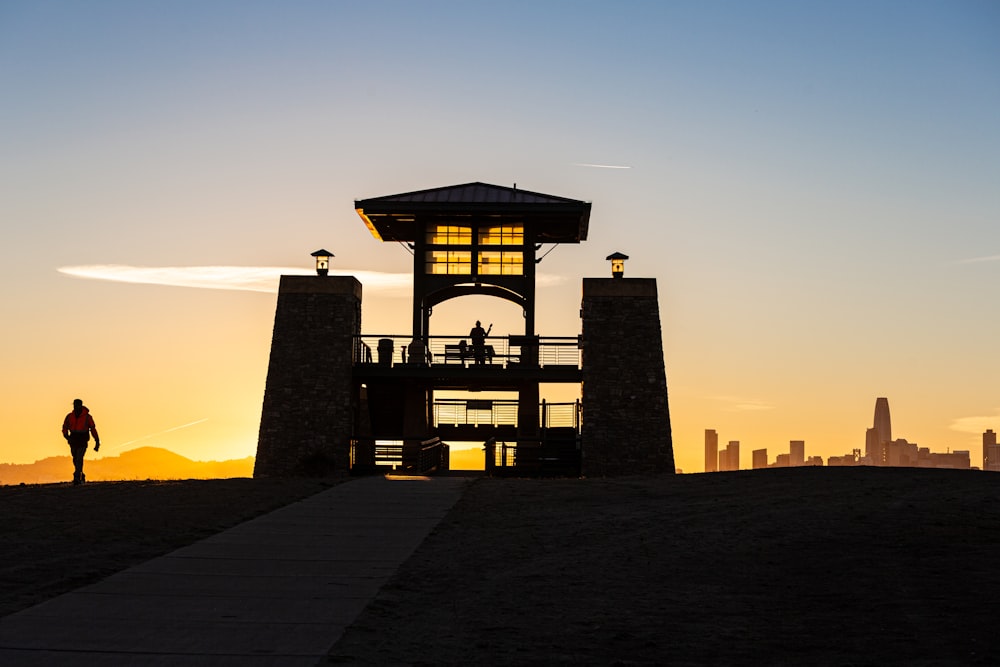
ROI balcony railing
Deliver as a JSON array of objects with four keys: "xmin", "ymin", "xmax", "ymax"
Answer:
[
  {"xmin": 432, "ymin": 399, "xmax": 580, "ymax": 429},
  {"xmin": 541, "ymin": 400, "xmax": 582, "ymax": 430},
  {"xmin": 352, "ymin": 436, "xmax": 447, "ymax": 474},
  {"xmin": 434, "ymin": 398, "xmax": 518, "ymax": 427},
  {"xmin": 354, "ymin": 334, "xmax": 581, "ymax": 369}
]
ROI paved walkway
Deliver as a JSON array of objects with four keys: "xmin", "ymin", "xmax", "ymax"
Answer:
[{"xmin": 0, "ymin": 474, "xmax": 471, "ymax": 666}]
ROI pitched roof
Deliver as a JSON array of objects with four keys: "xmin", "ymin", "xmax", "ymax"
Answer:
[
  {"xmin": 357, "ymin": 182, "xmax": 586, "ymax": 206},
  {"xmin": 355, "ymin": 182, "xmax": 591, "ymax": 243}
]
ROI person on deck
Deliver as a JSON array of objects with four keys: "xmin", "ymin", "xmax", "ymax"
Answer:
[
  {"xmin": 469, "ymin": 320, "xmax": 492, "ymax": 365},
  {"xmin": 62, "ymin": 399, "xmax": 100, "ymax": 485}
]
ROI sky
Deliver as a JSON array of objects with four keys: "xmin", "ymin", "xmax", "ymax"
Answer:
[{"xmin": 2, "ymin": 1, "xmax": 998, "ymax": 475}]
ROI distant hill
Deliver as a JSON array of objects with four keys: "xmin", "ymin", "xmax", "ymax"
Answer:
[{"xmin": 0, "ymin": 447, "xmax": 255, "ymax": 485}]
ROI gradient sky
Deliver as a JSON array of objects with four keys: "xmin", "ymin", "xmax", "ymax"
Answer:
[{"xmin": 2, "ymin": 1, "xmax": 998, "ymax": 474}]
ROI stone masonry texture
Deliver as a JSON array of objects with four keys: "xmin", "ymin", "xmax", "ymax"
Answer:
[
  {"xmin": 581, "ymin": 277, "xmax": 675, "ymax": 476},
  {"xmin": 254, "ymin": 276, "xmax": 361, "ymax": 477}
]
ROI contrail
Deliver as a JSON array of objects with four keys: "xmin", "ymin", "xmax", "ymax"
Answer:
[
  {"xmin": 572, "ymin": 163, "xmax": 632, "ymax": 169},
  {"xmin": 103, "ymin": 418, "xmax": 210, "ymax": 453}
]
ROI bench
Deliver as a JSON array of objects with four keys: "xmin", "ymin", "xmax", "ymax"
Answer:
[{"xmin": 443, "ymin": 343, "xmax": 495, "ymax": 364}]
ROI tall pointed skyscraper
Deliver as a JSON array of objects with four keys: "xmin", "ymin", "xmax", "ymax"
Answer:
[{"xmin": 868, "ymin": 397, "xmax": 892, "ymax": 464}]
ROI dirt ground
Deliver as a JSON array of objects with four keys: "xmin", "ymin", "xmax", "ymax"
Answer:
[
  {"xmin": 4, "ymin": 468, "xmax": 1000, "ymax": 665},
  {"xmin": 0, "ymin": 476, "xmax": 341, "ymax": 617},
  {"xmin": 328, "ymin": 467, "xmax": 1000, "ymax": 666}
]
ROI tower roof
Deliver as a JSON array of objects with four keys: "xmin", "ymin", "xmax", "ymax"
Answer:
[{"xmin": 355, "ymin": 182, "xmax": 591, "ymax": 243}]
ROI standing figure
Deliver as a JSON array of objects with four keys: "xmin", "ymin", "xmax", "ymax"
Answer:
[
  {"xmin": 469, "ymin": 320, "xmax": 492, "ymax": 365},
  {"xmin": 62, "ymin": 398, "xmax": 100, "ymax": 485}
]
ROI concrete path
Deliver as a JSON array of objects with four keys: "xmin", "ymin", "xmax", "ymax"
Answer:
[{"xmin": 0, "ymin": 474, "xmax": 471, "ymax": 666}]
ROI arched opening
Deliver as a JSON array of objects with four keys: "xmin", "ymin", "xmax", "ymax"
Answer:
[
  {"xmin": 419, "ymin": 283, "xmax": 529, "ymax": 341},
  {"xmin": 426, "ymin": 293, "xmax": 525, "ymax": 339}
]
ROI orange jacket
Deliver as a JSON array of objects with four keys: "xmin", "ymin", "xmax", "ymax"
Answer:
[{"xmin": 63, "ymin": 408, "xmax": 99, "ymax": 440}]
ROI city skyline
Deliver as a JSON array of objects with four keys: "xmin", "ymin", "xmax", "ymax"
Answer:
[
  {"xmin": 707, "ymin": 396, "xmax": 995, "ymax": 471},
  {"xmin": 2, "ymin": 2, "xmax": 998, "ymax": 476}
]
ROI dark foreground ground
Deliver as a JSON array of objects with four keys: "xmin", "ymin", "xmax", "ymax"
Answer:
[
  {"xmin": 4, "ymin": 468, "xmax": 1000, "ymax": 665},
  {"xmin": 330, "ymin": 467, "xmax": 1000, "ymax": 666},
  {"xmin": 0, "ymin": 476, "xmax": 342, "ymax": 617}
]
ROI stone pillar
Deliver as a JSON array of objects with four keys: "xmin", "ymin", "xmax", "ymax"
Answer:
[
  {"xmin": 580, "ymin": 277, "xmax": 675, "ymax": 476},
  {"xmin": 254, "ymin": 276, "xmax": 362, "ymax": 477}
]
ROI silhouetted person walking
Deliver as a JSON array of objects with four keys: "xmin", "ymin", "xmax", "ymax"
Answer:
[
  {"xmin": 62, "ymin": 399, "xmax": 100, "ymax": 485},
  {"xmin": 469, "ymin": 320, "xmax": 492, "ymax": 364}
]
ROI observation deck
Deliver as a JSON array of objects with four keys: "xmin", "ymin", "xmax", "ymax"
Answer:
[{"xmin": 352, "ymin": 333, "xmax": 582, "ymax": 389}]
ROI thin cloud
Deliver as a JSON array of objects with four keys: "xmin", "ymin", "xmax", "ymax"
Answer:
[
  {"xmin": 59, "ymin": 265, "xmax": 413, "ymax": 296},
  {"xmin": 955, "ymin": 254, "xmax": 1000, "ymax": 264},
  {"xmin": 59, "ymin": 264, "xmax": 563, "ymax": 296},
  {"xmin": 572, "ymin": 163, "xmax": 632, "ymax": 169},
  {"xmin": 949, "ymin": 409, "xmax": 1000, "ymax": 434}
]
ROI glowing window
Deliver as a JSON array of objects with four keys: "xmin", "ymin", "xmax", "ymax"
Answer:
[
  {"xmin": 426, "ymin": 225, "xmax": 471, "ymax": 245},
  {"xmin": 478, "ymin": 224, "xmax": 523, "ymax": 246},
  {"xmin": 425, "ymin": 250, "xmax": 472, "ymax": 275},
  {"xmin": 478, "ymin": 250, "xmax": 523, "ymax": 275}
]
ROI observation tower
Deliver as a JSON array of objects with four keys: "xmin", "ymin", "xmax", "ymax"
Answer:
[{"xmin": 254, "ymin": 182, "xmax": 674, "ymax": 477}]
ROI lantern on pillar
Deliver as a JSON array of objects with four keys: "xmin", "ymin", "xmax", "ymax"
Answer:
[
  {"xmin": 606, "ymin": 252, "xmax": 628, "ymax": 279},
  {"xmin": 311, "ymin": 249, "xmax": 333, "ymax": 276}
]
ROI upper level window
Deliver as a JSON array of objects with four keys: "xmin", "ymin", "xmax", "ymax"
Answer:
[
  {"xmin": 478, "ymin": 224, "xmax": 523, "ymax": 246},
  {"xmin": 426, "ymin": 225, "xmax": 471, "ymax": 246}
]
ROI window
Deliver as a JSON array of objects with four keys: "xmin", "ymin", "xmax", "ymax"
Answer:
[
  {"xmin": 478, "ymin": 250, "xmax": 523, "ymax": 275},
  {"xmin": 425, "ymin": 250, "xmax": 472, "ymax": 275},
  {"xmin": 478, "ymin": 224, "xmax": 523, "ymax": 246},
  {"xmin": 425, "ymin": 223, "xmax": 523, "ymax": 276},
  {"xmin": 426, "ymin": 225, "xmax": 471, "ymax": 245}
]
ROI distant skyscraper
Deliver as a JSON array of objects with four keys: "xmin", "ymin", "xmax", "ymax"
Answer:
[
  {"xmin": 705, "ymin": 429, "xmax": 719, "ymax": 473},
  {"xmin": 725, "ymin": 440, "xmax": 740, "ymax": 471},
  {"xmin": 867, "ymin": 397, "xmax": 892, "ymax": 465},
  {"xmin": 865, "ymin": 428, "xmax": 880, "ymax": 465},
  {"xmin": 984, "ymin": 429, "xmax": 1000, "ymax": 472},
  {"xmin": 789, "ymin": 440, "xmax": 805, "ymax": 467},
  {"xmin": 752, "ymin": 448, "xmax": 768, "ymax": 469},
  {"xmin": 873, "ymin": 397, "xmax": 891, "ymax": 446}
]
